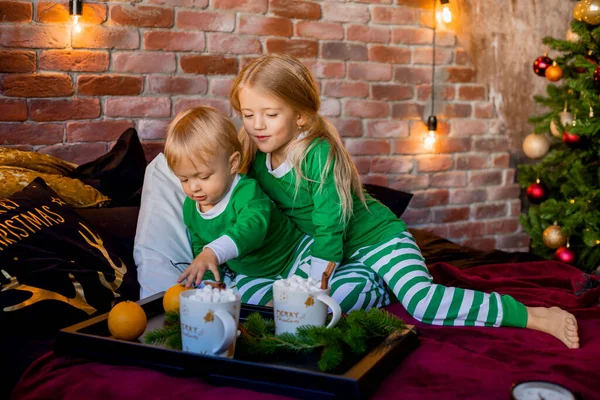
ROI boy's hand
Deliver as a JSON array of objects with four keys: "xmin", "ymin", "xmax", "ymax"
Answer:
[{"xmin": 177, "ymin": 248, "xmax": 221, "ymax": 288}]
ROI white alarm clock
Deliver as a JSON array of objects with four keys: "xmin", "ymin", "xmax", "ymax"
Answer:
[{"xmin": 511, "ymin": 381, "xmax": 576, "ymax": 400}]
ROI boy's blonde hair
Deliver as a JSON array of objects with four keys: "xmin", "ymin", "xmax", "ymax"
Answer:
[
  {"xmin": 164, "ymin": 106, "xmax": 242, "ymax": 169},
  {"xmin": 230, "ymin": 54, "xmax": 365, "ymax": 223}
]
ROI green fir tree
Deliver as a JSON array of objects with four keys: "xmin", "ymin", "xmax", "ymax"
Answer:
[{"xmin": 519, "ymin": 18, "xmax": 600, "ymax": 272}]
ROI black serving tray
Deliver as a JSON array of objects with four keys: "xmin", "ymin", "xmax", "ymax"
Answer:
[{"xmin": 54, "ymin": 292, "xmax": 418, "ymax": 399}]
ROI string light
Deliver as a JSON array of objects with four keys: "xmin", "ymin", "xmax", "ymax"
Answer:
[
  {"xmin": 424, "ymin": 0, "xmax": 442, "ymax": 151},
  {"xmin": 440, "ymin": 0, "xmax": 452, "ymax": 23},
  {"xmin": 69, "ymin": 0, "xmax": 83, "ymax": 33}
]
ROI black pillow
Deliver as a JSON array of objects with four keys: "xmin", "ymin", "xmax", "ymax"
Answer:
[
  {"xmin": 69, "ymin": 128, "xmax": 147, "ymax": 207},
  {"xmin": 363, "ymin": 183, "xmax": 413, "ymax": 218},
  {"xmin": 0, "ymin": 178, "xmax": 139, "ymax": 335}
]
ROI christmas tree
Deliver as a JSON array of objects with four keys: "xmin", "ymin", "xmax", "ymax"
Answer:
[{"xmin": 519, "ymin": 1, "xmax": 600, "ymax": 273}]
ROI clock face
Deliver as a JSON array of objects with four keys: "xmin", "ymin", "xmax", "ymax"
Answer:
[{"xmin": 512, "ymin": 381, "xmax": 575, "ymax": 400}]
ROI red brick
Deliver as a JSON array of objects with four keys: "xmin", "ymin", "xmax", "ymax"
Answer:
[
  {"xmin": 441, "ymin": 104, "xmax": 472, "ymax": 119},
  {"xmin": 78, "ymin": 75, "xmax": 143, "ymax": 96},
  {"xmin": 38, "ymin": 2, "xmax": 106, "ymax": 24},
  {"xmin": 509, "ymin": 199, "xmax": 521, "ymax": 217},
  {"xmin": 392, "ymin": 27, "xmax": 432, "ymax": 44},
  {"xmin": 458, "ymin": 85, "xmax": 487, "ymax": 101},
  {"xmin": 486, "ymin": 185, "xmax": 521, "ymax": 201},
  {"xmin": 417, "ymin": 85, "xmax": 454, "ymax": 101},
  {"xmin": 29, "ymin": 99, "xmax": 100, "ymax": 122},
  {"xmin": 304, "ymin": 60, "xmax": 345, "ymax": 78},
  {"xmin": 391, "ymin": 103, "xmax": 423, "ymax": 119},
  {"xmin": 492, "ymin": 153, "xmax": 510, "ymax": 168},
  {"xmin": 395, "ymin": 0, "xmax": 432, "ymax": 9},
  {"xmin": 465, "ymin": 238, "xmax": 497, "ymax": 251},
  {"xmin": 347, "ymin": 25, "xmax": 390, "ymax": 43},
  {"xmin": 455, "ymin": 154, "xmax": 489, "ymax": 170},
  {"xmin": 142, "ymin": 142, "xmax": 166, "ymax": 163},
  {"xmin": 469, "ymin": 170, "xmax": 503, "ymax": 187},
  {"xmin": 212, "ymin": 0, "xmax": 267, "ymax": 13},
  {"xmin": 417, "ymin": 155, "xmax": 452, "ymax": 172},
  {"xmin": 474, "ymin": 103, "xmax": 495, "ymax": 119},
  {"xmin": 413, "ymin": 48, "xmax": 453, "ymax": 65},
  {"xmin": 445, "ymin": 67, "xmax": 476, "ymax": 83},
  {"xmin": 0, "ymin": 123, "xmax": 63, "ymax": 145},
  {"xmin": 137, "ymin": 119, "xmax": 170, "ymax": 140},
  {"xmin": 361, "ymin": 175, "xmax": 388, "ymax": 187},
  {"xmin": 504, "ymin": 169, "xmax": 515, "ymax": 184},
  {"xmin": 446, "ymin": 221, "xmax": 485, "ymax": 240},
  {"xmin": 348, "ymin": 62, "xmax": 392, "ymax": 81},
  {"xmin": 39, "ymin": 50, "xmax": 108, "ymax": 72},
  {"xmin": 148, "ymin": 0, "xmax": 208, "ymax": 6},
  {"xmin": 495, "ymin": 233, "xmax": 530, "ymax": 250},
  {"xmin": 321, "ymin": 42, "xmax": 368, "ymax": 61},
  {"xmin": 474, "ymin": 137, "xmax": 508, "ymax": 152},
  {"xmin": 148, "ymin": 76, "xmax": 207, "ymax": 95},
  {"xmin": 323, "ymin": 81, "xmax": 368, "ymax": 98},
  {"xmin": 345, "ymin": 100, "xmax": 388, "ymax": 118},
  {"xmin": 239, "ymin": 16, "xmax": 292, "ymax": 37},
  {"xmin": 352, "ymin": 157, "xmax": 371, "ymax": 174},
  {"xmin": 266, "ymin": 38, "xmax": 318, "ymax": 58},
  {"xmin": 105, "ymin": 97, "xmax": 170, "ymax": 118},
  {"xmin": 0, "ymin": 50, "xmax": 35, "ymax": 73},
  {"xmin": 394, "ymin": 66, "xmax": 432, "ymax": 84},
  {"xmin": 371, "ymin": 84, "xmax": 413, "ymax": 101},
  {"xmin": 0, "ymin": 99, "xmax": 27, "ymax": 121},
  {"xmin": 437, "ymin": 31, "xmax": 457, "ymax": 47},
  {"xmin": 454, "ymin": 120, "xmax": 489, "ymax": 136},
  {"xmin": 449, "ymin": 188, "xmax": 487, "ymax": 204},
  {"xmin": 389, "ymin": 174, "xmax": 429, "ymax": 190},
  {"xmin": 177, "ymin": 10, "xmax": 235, "ymax": 31},
  {"xmin": 474, "ymin": 203, "xmax": 507, "ymax": 219},
  {"xmin": 40, "ymin": 143, "xmax": 108, "ymax": 166},
  {"xmin": 0, "ymin": 25, "xmax": 69, "ymax": 48},
  {"xmin": 209, "ymin": 78, "xmax": 233, "ymax": 97},
  {"xmin": 144, "ymin": 31, "xmax": 205, "ymax": 52},
  {"xmin": 0, "ymin": 1, "xmax": 32, "ymax": 22},
  {"xmin": 270, "ymin": 0, "xmax": 321, "ymax": 19},
  {"xmin": 320, "ymin": 99, "xmax": 341, "ymax": 117},
  {"xmin": 2, "ymin": 73, "xmax": 73, "ymax": 98},
  {"xmin": 330, "ymin": 118, "xmax": 363, "ymax": 137},
  {"xmin": 345, "ymin": 139, "xmax": 391, "ymax": 155},
  {"xmin": 436, "ymin": 137, "xmax": 472, "ymax": 153},
  {"xmin": 432, "ymin": 207, "xmax": 470, "ymax": 223},
  {"xmin": 371, "ymin": 6, "xmax": 417, "ymax": 24},
  {"xmin": 401, "ymin": 208, "xmax": 430, "ymax": 225},
  {"xmin": 455, "ymin": 48, "xmax": 469, "ymax": 65},
  {"xmin": 181, "ymin": 55, "xmax": 238, "ymax": 75},
  {"xmin": 296, "ymin": 21, "xmax": 343, "ymax": 40},
  {"xmin": 66, "ymin": 120, "xmax": 135, "ymax": 142},
  {"xmin": 207, "ymin": 33, "xmax": 262, "ymax": 54},
  {"xmin": 366, "ymin": 120, "xmax": 409, "ymax": 138},
  {"xmin": 393, "ymin": 138, "xmax": 430, "ymax": 155},
  {"xmin": 322, "ymin": 3, "xmax": 369, "ymax": 23},
  {"xmin": 485, "ymin": 218, "xmax": 519, "ymax": 235},
  {"xmin": 113, "ymin": 52, "xmax": 176, "ymax": 73},
  {"xmin": 411, "ymin": 189, "xmax": 449, "ymax": 208},
  {"xmin": 174, "ymin": 98, "xmax": 231, "ymax": 116},
  {"xmin": 431, "ymin": 171, "xmax": 466, "ymax": 188},
  {"xmin": 355, "ymin": 0, "xmax": 393, "ymax": 3},
  {"xmin": 409, "ymin": 119, "xmax": 450, "ymax": 136},
  {"xmin": 368, "ymin": 45, "xmax": 411, "ymax": 64},
  {"xmin": 73, "ymin": 26, "xmax": 139, "ymax": 49},
  {"xmin": 110, "ymin": 5, "xmax": 172, "ymax": 27},
  {"xmin": 370, "ymin": 157, "xmax": 412, "ymax": 173}
]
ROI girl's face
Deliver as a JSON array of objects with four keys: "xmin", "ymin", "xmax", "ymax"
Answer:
[{"xmin": 238, "ymin": 86, "xmax": 303, "ymax": 161}]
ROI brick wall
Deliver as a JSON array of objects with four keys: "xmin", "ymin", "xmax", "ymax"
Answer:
[{"xmin": 0, "ymin": 0, "xmax": 527, "ymax": 251}]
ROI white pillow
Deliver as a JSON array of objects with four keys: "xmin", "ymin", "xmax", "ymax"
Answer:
[{"xmin": 134, "ymin": 153, "xmax": 193, "ymax": 299}]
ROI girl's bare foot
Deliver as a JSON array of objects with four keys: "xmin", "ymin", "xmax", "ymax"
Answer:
[{"xmin": 525, "ymin": 306, "xmax": 580, "ymax": 349}]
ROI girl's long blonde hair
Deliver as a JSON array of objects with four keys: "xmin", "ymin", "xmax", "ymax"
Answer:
[{"xmin": 230, "ymin": 54, "xmax": 365, "ymax": 223}]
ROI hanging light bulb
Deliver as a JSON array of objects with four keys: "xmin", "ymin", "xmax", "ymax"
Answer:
[
  {"xmin": 424, "ymin": 115, "xmax": 437, "ymax": 150},
  {"xmin": 70, "ymin": 0, "xmax": 83, "ymax": 33},
  {"xmin": 437, "ymin": 0, "xmax": 452, "ymax": 24}
]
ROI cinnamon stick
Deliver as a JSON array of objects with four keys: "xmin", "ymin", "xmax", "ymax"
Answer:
[{"xmin": 320, "ymin": 261, "xmax": 337, "ymax": 290}]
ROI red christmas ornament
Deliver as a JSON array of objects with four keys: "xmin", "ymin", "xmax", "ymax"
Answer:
[
  {"xmin": 526, "ymin": 182, "xmax": 547, "ymax": 204},
  {"xmin": 563, "ymin": 131, "xmax": 583, "ymax": 148},
  {"xmin": 554, "ymin": 246, "xmax": 576, "ymax": 264},
  {"xmin": 533, "ymin": 55, "xmax": 552, "ymax": 76},
  {"xmin": 594, "ymin": 65, "xmax": 600, "ymax": 86}
]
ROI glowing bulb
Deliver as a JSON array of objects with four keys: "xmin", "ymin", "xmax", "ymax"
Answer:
[
  {"xmin": 424, "ymin": 131, "xmax": 436, "ymax": 150},
  {"xmin": 441, "ymin": 4, "xmax": 452, "ymax": 23},
  {"xmin": 72, "ymin": 15, "xmax": 82, "ymax": 33}
]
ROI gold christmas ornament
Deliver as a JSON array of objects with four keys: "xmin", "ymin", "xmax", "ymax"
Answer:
[
  {"xmin": 522, "ymin": 133, "xmax": 550, "ymax": 159},
  {"xmin": 566, "ymin": 28, "xmax": 581, "ymax": 43},
  {"xmin": 559, "ymin": 111, "xmax": 574, "ymax": 127},
  {"xmin": 545, "ymin": 62, "xmax": 563, "ymax": 82},
  {"xmin": 543, "ymin": 225, "xmax": 567, "ymax": 249},
  {"xmin": 583, "ymin": 0, "xmax": 600, "ymax": 25},
  {"xmin": 574, "ymin": 0, "xmax": 587, "ymax": 21},
  {"xmin": 550, "ymin": 119, "xmax": 562, "ymax": 138}
]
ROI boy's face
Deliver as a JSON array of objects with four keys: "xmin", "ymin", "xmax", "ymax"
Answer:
[{"xmin": 172, "ymin": 152, "xmax": 240, "ymax": 212}]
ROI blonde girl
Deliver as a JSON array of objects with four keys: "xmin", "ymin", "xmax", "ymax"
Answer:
[{"xmin": 229, "ymin": 54, "xmax": 579, "ymax": 348}]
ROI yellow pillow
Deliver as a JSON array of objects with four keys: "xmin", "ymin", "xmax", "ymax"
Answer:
[
  {"xmin": 0, "ymin": 166, "xmax": 111, "ymax": 208},
  {"xmin": 0, "ymin": 148, "xmax": 77, "ymax": 175}
]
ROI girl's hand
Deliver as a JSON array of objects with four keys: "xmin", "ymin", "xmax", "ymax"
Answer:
[{"xmin": 177, "ymin": 248, "xmax": 221, "ymax": 288}]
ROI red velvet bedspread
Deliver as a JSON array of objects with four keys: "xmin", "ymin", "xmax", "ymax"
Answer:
[{"xmin": 12, "ymin": 260, "xmax": 600, "ymax": 400}]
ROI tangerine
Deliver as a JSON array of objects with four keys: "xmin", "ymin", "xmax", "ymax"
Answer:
[
  {"xmin": 107, "ymin": 300, "xmax": 147, "ymax": 341},
  {"xmin": 163, "ymin": 283, "xmax": 193, "ymax": 313}
]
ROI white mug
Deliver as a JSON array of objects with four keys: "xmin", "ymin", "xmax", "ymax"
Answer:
[
  {"xmin": 273, "ymin": 279, "xmax": 342, "ymax": 335},
  {"xmin": 179, "ymin": 290, "xmax": 240, "ymax": 358}
]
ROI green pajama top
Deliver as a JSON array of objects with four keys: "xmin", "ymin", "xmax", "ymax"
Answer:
[
  {"xmin": 183, "ymin": 174, "xmax": 303, "ymax": 278},
  {"xmin": 249, "ymin": 138, "xmax": 407, "ymax": 263}
]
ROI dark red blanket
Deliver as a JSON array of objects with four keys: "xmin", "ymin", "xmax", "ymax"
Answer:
[{"xmin": 12, "ymin": 261, "xmax": 600, "ymax": 400}]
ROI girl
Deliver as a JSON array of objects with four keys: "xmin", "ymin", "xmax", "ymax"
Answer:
[{"xmin": 229, "ymin": 54, "xmax": 580, "ymax": 349}]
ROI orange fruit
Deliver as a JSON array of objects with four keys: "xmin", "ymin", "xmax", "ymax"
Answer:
[
  {"xmin": 163, "ymin": 283, "xmax": 193, "ymax": 313},
  {"xmin": 107, "ymin": 300, "xmax": 147, "ymax": 341}
]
